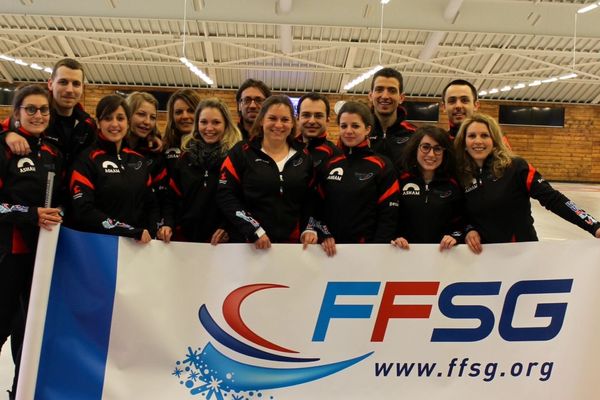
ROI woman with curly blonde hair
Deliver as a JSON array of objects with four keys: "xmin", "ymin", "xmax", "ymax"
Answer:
[{"xmin": 454, "ymin": 113, "xmax": 600, "ymax": 254}]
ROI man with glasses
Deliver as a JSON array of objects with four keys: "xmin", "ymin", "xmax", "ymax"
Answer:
[
  {"xmin": 296, "ymin": 92, "xmax": 341, "ymax": 169},
  {"xmin": 368, "ymin": 67, "xmax": 416, "ymax": 167},
  {"xmin": 3, "ymin": 58, "xmax": 97, "ymax": 168},
  {"xmin": 235, "ymin": 78, "xmax": 272, "ymax": 140}
]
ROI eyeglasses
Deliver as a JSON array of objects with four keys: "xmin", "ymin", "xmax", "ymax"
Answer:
[
  {"xmin": 240, "ymin": 97, "xmax": 265, "ymax": 106},
  {"xmin": 418, "ymin": 143, "xmax": 444, "ymax": 155},
  {"xmin": 20, "ymin": 105, "xmax": 50, "ymax": 116}
]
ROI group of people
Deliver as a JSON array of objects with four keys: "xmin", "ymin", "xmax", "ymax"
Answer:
[{"xmin": 1, "ymin": 59, "xmax": 600, "ymax": 398}]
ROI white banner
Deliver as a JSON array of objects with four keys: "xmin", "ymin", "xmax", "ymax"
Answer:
[{"xmin": 20, "ymin": 227, "xmax": 600, "ymax": 399}]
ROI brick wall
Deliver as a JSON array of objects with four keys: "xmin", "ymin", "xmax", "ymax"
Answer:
[{"xmin": 2, "ymin": 85, "xmax": 599, "ymax": 182}]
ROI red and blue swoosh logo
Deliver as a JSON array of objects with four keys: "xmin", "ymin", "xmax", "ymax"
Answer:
[{"xmin": 173, "ymin": 284, "xmax": 372, "ymax": 398}]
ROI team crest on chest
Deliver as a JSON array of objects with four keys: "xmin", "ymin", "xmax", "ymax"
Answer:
[
  {"xmin": 102, "ymin": 160, "xmax": 121, "ymax": 173},
  {"xmin": 402, "ymin": 183, "xmax": 420, "ymax": 195},
  {"xmin": 327, "ymin": 167, "xmax": 344, "ymax": 181},
  {"xmin": 17, "ymin": 157, "xmax": 36, "ymax": 173}
]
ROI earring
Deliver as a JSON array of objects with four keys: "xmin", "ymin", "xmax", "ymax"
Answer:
[{"xmin": 14, "ymin": 120, "xmax": 20, "ymax": 129}]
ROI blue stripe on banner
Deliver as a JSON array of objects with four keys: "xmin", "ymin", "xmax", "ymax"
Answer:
[{"xmin": 35, "ymin": 227, "xmax": 119, "ymax": 400}]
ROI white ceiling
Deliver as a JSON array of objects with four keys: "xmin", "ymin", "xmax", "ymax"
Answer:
[{"xmin": 1, "ymin": 0, "xmax": 599, "ymax": 103}]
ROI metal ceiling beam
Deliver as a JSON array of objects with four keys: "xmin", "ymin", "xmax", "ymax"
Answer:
[
  {"xmin": 0, "ymin": 62, "xmax": 14, "ymax": 83},
  {"xmin": 1, "ymin": 26, "xmax": 599, "ymax": 61},
  {"xmin": 201, "ymin": 22, "xmax": 217, "ymax": 88},
  {"xmin": 339, "ymin": 46, "xmax": 358, "ymax": 93},
  {"xmin": 57, "ymin": 35, "xmax": 76, "ymax": 58}
]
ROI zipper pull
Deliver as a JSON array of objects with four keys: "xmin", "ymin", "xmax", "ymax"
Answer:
[
  {"xmin": 117, "ymin": 153, "xmax": 124, "ymax": 170},
  {"xmin": 425, "ymin": 183, "xmax": 429, "ymax": 204},
  {"xmin": 279, "ymin": 174, "xmax": 284, "ymax": 194}
]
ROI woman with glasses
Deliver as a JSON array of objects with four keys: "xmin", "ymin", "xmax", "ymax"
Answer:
[
  {"xmin": 217, "ymin": 95, "xmax": 317, "ymax": 249},
  {"xmin": 455, "ymin": 113, "xmax": 600, "ymax": 254},
  {"xmin": 392, "ymin": 125, "xmax": 463, "ymax": 250},
  {"xmin": 316, "ymin": 101, "xmax": 399, "ymax": 256},
  {"xmin": 0, "ymin": 85, "xmax": 63, "ymax": 397},
  {"xmin": 69, "ymin": 95, "xmax": 160, "ymax": 242},
  {"xmin": 161, "ymin": 98, "xmax": 242, "ymax": 243}
]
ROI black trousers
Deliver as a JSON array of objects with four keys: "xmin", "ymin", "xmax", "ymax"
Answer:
[{"xmin": 0, "ymin": 252, "xmax": 35, "ymax": 396}]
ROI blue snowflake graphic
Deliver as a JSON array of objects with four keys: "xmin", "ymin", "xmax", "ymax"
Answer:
[{"xmin": 173, "ymin": 344, "xmax": 271, "ymax": 400}]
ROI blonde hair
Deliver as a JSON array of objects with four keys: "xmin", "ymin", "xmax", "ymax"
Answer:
[
  {"xmin": 125, "ymin": 91, "xmax": 160, "ymax": 140},
  {"xmin": 454, "ymin": 113, "xmax": 514, "ymax": 187},
  {"xmin": 164, "ymin": 89, "xmax": 202, "ymax": 149},
  {"xmin": 181, "ymin": 98, "xmax": 242, "ymax": 154}
]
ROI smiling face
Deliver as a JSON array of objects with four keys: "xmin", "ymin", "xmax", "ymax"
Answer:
[
  {"xmin": 239, "ymin": 86, "xmax": 266, "ymax": 128},
  {"xmin": 465, "ymin": 121, "xmax": 494, "ymax": 167},
  {"xmin": 173, "ymin": 98, "xmax": 195, "ymax": 135},
  {"xmin": 47, "ymin": 66, "xmax": 83, "ymax": 116},
  {"xmin": 130, "ymin": 101, "xmax": 157, "ymax": 139},
  {"xmin": 416, "ymin": 135, "xmax": 444, "ymax": 176},
  {"xmin": 368, "ymin": 76, "xmax": 405, "ymax": 118},
  {"xmin": 99, "ymin": 105, "xmax": 128, "ymax": 149},
  {"xmin": 261, "ymin": 104, "xmax": 293, "ymax": 145},
  {"xmin": 339, "ymin": 112, "xmax": 371, "ymax": 148},
  {"xmin": 197, "ymin": 107, "xmax": 226, "ymax": 145},
  {"xmin": 443, "ymin": 84, "xmax": 480, "ymax": 127},
  {"xmin": 298, "ymin": 98, "xmax": 328, "ymax": 139},
  {"xmin": 15, "ymin": 94, "xmax": 50, "ymax": 137}
]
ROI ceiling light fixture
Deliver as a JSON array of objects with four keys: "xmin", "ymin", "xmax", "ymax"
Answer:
[
  {"xmin": 344, "ymin": 0, "xmax": 389, "ymax": 91},
  {"xmin": 479, "ymin": 4, "xmax": 585, "ymax": 98},
  {"xmin": 179, "ymin": 0, "xmax": 213, "ymax": 85},
  {"xmin": 0, "ymin": 54, "xmax": 53, "ymax": 74},
  {"xmin": 577, "ymin": 1, "xmax": 600, "ymax": 14}
]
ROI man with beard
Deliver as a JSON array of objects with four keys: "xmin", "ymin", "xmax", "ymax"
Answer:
[
  {"xmin": 235, "ymin": 78, "xmax": 272, "ymax": 140},
  {"xmin": 368, "ymin": 67, "xmax": 416, "ymax": 166},
  {"xmin": 296, "ymin": 92, "xmax": 341, "ymax": 169}
]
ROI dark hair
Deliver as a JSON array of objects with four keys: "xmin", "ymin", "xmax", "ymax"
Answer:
[
  {"xmin": 235, "ymin": 79, "xmax": 272, "ymax": 104},
  {"xmin": 336, "ymin": 101, "xmax": 374, "ymax": 128},
  {"xmin": 12, "ymin": 84, "xmax": 50, "ymax": 115},
  {"xmin": 296, "ymin": 92, "xmax": 331, "ymax": 117},
  {"xmin": 371, "ymin": 67, "xmax": 403, "ymax": 92},
  {"xmin": 164, "ymin": 89, "xmax": 202, "ymax": 148},
  {"xmin": 401, "ymin": 125, "xmax": 455, "ymax": 177},
  {"xmin": 96, "ymin": 94, "xmax": 130, "ymax": 122},
  {"xmin": 441, "ymin": 79, "xmax": 478, "ymax": 103},
  {"xmin": 51, "ymin": 58, "xmax": 85, "ymax": 80},
  {"xmin": 249, "ymin": 95, "xmax": 297, "ymax": 146}
]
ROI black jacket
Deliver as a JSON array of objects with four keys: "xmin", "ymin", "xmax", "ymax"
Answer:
[
  {"xmin": 369, "ymin": 106, "xmax": 416, "ymax": 167},
  {"xmin": 217, "ymin": 138, "xmax": 316, "ymax": 243},
  {"xmin": 397, "ymin": 169, "xmax": 464, "ymax": 243},
  {"xmin": 317, "ymin": 140, "xmax": 399, "ymax": 243},
  {"xmin": 69, "ymin": 134, "xmax": 160, "ymax": 239},
  {"xmin": 299, "ymin": 132, "xmax": 343, "ymax": 172},
  {"xmin": 237, "ymin": 122, "xmax": 251, "ymax": 141},
  {"xmin": 0, "ymin": 128, "xmax": 63, "ymax": 255},
  {"xmin": 463, "ymin": 156, "xmax": 600, "ymax": 242},
  {"xmin": 165, "ymin": 141, "xmax": 226, "ymax": 242}
]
